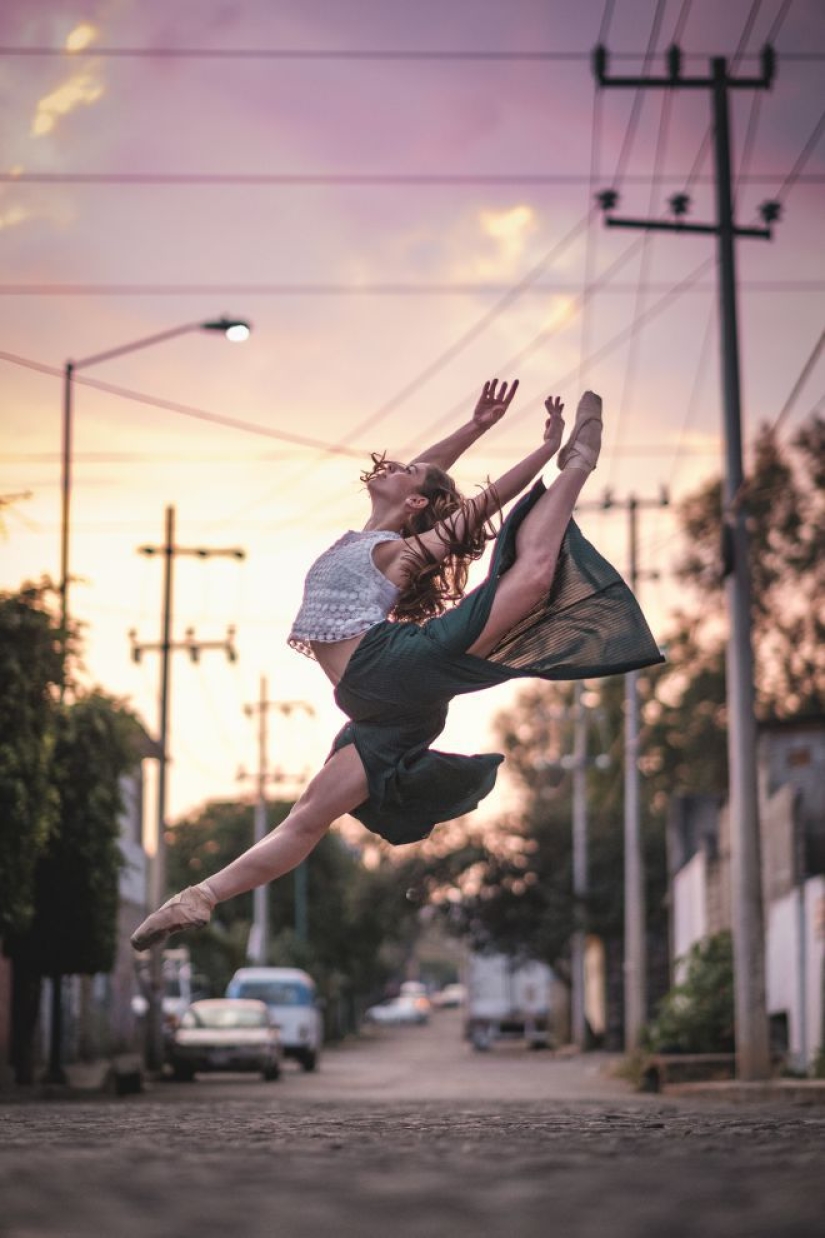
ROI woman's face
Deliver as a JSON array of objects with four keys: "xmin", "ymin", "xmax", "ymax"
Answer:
[{"xmin": 367, "ymin": 460, "xmax": 431, "ymax": 505}]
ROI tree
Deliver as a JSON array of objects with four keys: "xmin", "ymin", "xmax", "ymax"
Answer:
[
  {"xmin": 674, "ymin": 418, "xmax": 823, "ymax": 716},
  {"xmin": 0, "ymin": 586, "xmax": 62, "ymax": 940},
  {"xmin": 7, "ymin": 691, "xmax": 144, "ymax": 1081}
]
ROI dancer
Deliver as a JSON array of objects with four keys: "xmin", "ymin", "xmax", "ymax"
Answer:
[{"xmin": 131, "ymin": 381, "xmax": 662, "ymax": 951}]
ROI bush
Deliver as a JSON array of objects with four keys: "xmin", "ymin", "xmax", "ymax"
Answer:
[{"xmin": 645, "ymin": 931, "xmax": 735, "ymax": 1054}]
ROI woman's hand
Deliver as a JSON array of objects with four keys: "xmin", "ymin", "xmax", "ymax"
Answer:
[
  {"xmin": 473, "ymin": 378, "xmax": 519, "ymax": 430},
  {"xmin": 543, "ymin": 395, "xmax": 565, "ymax": 454}
]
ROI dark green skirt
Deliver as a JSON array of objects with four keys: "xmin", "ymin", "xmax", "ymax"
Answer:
[{"xmin": 329, "ymin": 480, "xmax": 664, "ymax": 846}]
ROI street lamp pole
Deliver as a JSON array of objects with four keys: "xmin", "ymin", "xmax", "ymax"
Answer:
[{"xmin": 58, "ymin": 316, "xmax": 251, "ymax": 679}]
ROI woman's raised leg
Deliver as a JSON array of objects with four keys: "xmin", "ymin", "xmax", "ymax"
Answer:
[
  {"xmin": 130, "ymin": 743, "xmax": 369, "ymax": 950},
  {"xmin": 465, "ymin": 392, "xmax": 602, "ymax": 660}
]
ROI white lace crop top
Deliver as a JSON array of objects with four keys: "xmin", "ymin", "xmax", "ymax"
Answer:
[{"xmin": 288, "ymin": 529, "xmax": 403, "ymax": 659}]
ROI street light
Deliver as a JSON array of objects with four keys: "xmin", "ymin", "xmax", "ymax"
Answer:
[{"xmin": 59, "ymin": 315, "xmax": 252, "ymax": 677}]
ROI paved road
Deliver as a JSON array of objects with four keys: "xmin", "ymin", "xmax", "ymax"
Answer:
[{"xmin": 2, "ymin": 1010, "xmax": 824, "ymax": 1237}]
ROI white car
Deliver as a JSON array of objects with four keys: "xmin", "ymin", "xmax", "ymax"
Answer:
[
  {"xmin": 170, "ymin": 999, "xmax": 282, "ymax": 1081},
  {"xmin": 226, "ymin": 967, "xmax": 323, "ymax": 1071},
  {"xmin": 364, "ymin": 995, "xmax": 430, "ymax": 1026}
]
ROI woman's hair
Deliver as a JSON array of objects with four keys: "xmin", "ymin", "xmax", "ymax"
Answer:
[{"xmin": 360, "ymin": 451, "xmax": 499, "ymax": 623}]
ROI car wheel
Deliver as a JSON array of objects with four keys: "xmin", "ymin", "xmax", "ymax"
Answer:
[
  {"xmin": 262, "ymin": 1063, "xmax": 281, "ymax": 1082},
  {"xmin": 300, "ymin": 1050, "xmax": 318, "ymax": 1072},
  {"xmin": 172, "ymin": 1064, "xmax": 196, "ymax": 1082}
]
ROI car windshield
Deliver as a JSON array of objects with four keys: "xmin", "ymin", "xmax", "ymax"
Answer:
[
  {"xmin": 182, "ymin": 1005, "xmax": 268, "ymax": 1030},
  {"xmin": 228, "ymin": 980, "xmax": 312, "ymax": 1007}
]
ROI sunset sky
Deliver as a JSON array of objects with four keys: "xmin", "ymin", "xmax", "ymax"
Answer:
[{"xmin": 2, "ymin": 0, "xmax": 823, "ymax": 843}]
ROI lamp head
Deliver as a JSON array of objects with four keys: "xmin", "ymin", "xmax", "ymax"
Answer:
[{"xmin": 200, "ymin": 316, "xmax": 252, "ymax": 342}]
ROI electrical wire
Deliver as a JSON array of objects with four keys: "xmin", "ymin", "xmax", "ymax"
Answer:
[
  {"xmin": 578, "ymin": 0, "xmax": 613, "ymax": 390},
  {"xmin": 771, "ymin": 332, "xmax": 825, "ymax": 433},
  {"xmin": 4, "ymin": 171, "xmax": 820, "ymax": 187},
  {"xmin": 1, "ymin": 45, "xmax": 819, "ymax": 61},
  {"xmin": 2, "ymin": 278, "xmax": 819, "ymax": 296},
  {"xmin": 0, "ymin": 348, "xmax": 365, "ymax": 457}
]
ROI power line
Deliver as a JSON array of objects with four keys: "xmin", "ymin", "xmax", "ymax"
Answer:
[
  {"xmin": 771, "ymin": 330, "xmax": 825, "ymax": 433},
  {"xmin": 610, "ymin": 0, "xmax": 668, "ymax": 187},
  {"xmin": 1, "ymin": 45, "xmax": 821, "ymax": 61},
  {"xmin": 773, "ymin": 106, "xmax": 825, "ymax": 200},
  {"xmin": 4, "ymin": 171, "xmax": 821, "ymax": 186},
  {"xmin": 578, "ymin": 0, "xmax": 613, "ymax": 389},
  {"xmin": 682, "ymin": 1, "xmax": 775, "ymax": 193},
  {"xmin": 227, "ymin": 210, "xmax": 595, "ymax": 521},
  {"xmin": 0, "ymin": 348, "xmax": 366, "ymax": 457},
  {"xmin": 1, "ymin": 279, "xmax": 820, "ymax": 297}
]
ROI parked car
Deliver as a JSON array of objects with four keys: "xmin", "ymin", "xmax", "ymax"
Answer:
[
  {"xmin": 399, "ymin": 981, "xmax": 432, "ymax": 1020},
  {"xmin": 226, "ymin": 967, "xmax": 323, "ymax": 1071},
  {"xmin": 364, "ymin": 995, "xmax": 430, "ymax": 1026},
  {"xmin": 433, "ymin": 983, "xmax": 467, "ymax": 1009},
  {"xmin": 170, "ymin": 999, "xmax": 282, "ymax": 1082}
]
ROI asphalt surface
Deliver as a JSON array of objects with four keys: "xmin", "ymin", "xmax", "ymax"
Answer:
[{"xmin": 2, "ymin": 1009, "xmax": 824, "ymax": 1238}]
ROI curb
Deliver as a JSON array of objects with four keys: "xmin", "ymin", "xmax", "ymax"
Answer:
[{"xmin": 664, "ymin": 1079, "xmax": 825, "ymax": 1104}]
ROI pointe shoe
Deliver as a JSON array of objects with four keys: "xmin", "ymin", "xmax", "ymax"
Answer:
[
  {"xmin": 130, "ymin": 885, "xmax": 214, "ymax": 952},
  {"xmin": 557, "ymin": 390, "xmax": 603, "ymax": 472}
]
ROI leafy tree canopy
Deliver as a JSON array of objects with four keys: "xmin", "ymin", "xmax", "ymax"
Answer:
[{"xmin": 0, "ymin": 585, "xmax": 62, "ymax": 937}]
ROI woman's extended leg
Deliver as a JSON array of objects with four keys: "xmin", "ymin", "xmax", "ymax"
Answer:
[
  {"xmin": 465, "ymin": 392, "xmax": 602, "ymax": 660},
  {"xmin": 130, "ymin": 743, "xmax": 369, "ymax": 950}
]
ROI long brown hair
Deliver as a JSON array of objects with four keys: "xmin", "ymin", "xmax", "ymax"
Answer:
[{"xmin": 360, "ymin": 452, "xmax": 499, "ymax": 623}]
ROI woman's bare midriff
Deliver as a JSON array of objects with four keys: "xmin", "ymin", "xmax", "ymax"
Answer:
[
  {"xmin": 310, "ymin": 632, "xmax": 369, "ymax": 687},
  {"xmin": 309, "ymin": 539, "xmax": 408, "ymax": 686}
]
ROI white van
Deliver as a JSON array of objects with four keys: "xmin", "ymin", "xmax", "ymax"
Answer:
[{"xmin": 226, "ymin": 967, "xmax": 322, "ymax": 1071}]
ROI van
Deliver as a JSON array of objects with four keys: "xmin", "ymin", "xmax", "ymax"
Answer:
[{"xmin": 226, "ymin": 967, "xmax": 322, "ymax": 1071}]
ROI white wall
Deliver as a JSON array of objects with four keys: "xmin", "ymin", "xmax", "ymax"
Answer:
[
  {"xmin": 672, "ymin": 850, "xmax": 708, "ymax": 980},
  {"xmin": 766, "ymin": 875, "xmax": 825, "ymax": 1071}
]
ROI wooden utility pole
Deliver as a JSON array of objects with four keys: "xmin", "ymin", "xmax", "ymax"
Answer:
[{"xmin": 594, "ymin": 44, "xmax": 779, "ymax": 1079}]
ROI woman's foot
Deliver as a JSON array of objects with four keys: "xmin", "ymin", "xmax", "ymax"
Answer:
[
  {"xmin": 130, "ymin": 884, "xmax": 216, "ymax": 952},
  {"xmin": 557, "ymin": 390, "xmax": 603, "ymax": 472}
]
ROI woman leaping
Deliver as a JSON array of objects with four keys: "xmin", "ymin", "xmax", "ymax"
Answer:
[{"xmin": 131, "ymin": 381, "xmax": 663, "ymax": 951}]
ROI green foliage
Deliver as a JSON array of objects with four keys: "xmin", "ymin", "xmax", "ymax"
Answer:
[
  {"xmin": 644, "ymin": 932, "xmax": 735, "ymax": 1054},
  {"xmin": 0, "ymin": 586, "xmax": 62, "ymax": 938},
  {"xmin": 673, "ymin": 419, "xmax": 824, "ymax": 717},
  {"xmin": 11, "ymin": 692, "xmax": 144, "ymax": 976}
]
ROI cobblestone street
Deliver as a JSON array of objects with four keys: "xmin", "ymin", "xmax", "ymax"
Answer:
[{"xmin": 2, "ymin": 1012, "xmax": 824, "ymax": 1237}]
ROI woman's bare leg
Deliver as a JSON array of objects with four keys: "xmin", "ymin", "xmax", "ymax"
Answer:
[
  {"xmin": 465, "ymin": 393, "xmax": 601, "ymax": 659},
  {"xmin": 131, "ymin": 744, "xmax": 368, "ymax": 949},
  {"xmin": 206, "ymin": 743, "xmax": 368, "ymax": 902}
]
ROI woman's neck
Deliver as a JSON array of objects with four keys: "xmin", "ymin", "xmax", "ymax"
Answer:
[{"xmin": 362, "ymin": 502, "xmax": 405, "ymax": 533}]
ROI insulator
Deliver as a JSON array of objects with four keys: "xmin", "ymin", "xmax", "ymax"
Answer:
[
  {"xmin": 596, "ymin": 188, "xmax": 619, "ymax": 213},
  {"xmin": 759, "ymin": 200, "xmax": 782, "ymax": 225},
  {"xmin": 669, "ymin": 192, "xmax": 691, "ymax": 217},
  {"xmin": 593, "ymin": 45, "xmax": 608, "ymax": 85},
  {"xmin": 667, "ymin": 44, "xmax": 682, "ymax": 81},
  {"xmin": 761, "ymin": 45, "xmax": 776, "ymax": 88}
]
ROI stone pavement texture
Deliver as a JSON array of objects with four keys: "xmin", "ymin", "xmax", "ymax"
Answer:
[{"xmin": 2, "ymin": 1015, "xmax": 824, "ymax": 1237}]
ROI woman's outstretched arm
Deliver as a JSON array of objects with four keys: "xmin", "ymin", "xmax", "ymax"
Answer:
[
  {"xmin": 411, "ymin": 396, "xmax": 565, "ymax": 558},
  {"xmin": 410, "ymin": 379, "xmax": 519, "ymax": 472}
]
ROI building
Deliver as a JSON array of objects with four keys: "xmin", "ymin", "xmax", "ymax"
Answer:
[{"xmin": 667, "ymin": 716, "xmax": 825, "ymax": 1072}]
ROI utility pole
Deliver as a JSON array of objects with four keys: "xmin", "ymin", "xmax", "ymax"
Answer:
[
  {"xmin": 594, "ymin": 45, "xmax": 779, "ymax": 1079},
  {"xmin": 570, "ymin": 681, "xmax": 589, "ymax": 1050},
  {"xmin": 242, "ymin": 684, "xmax": 314, "ymax": 962},
  {"xmin": 579, "ymin": 490, "xmax": 668, "ymax": 1049},
  {"xmin": 537, "ymin": 688, "xmax": 609, "ymax": 1048},
  {"xmin": 131, "ymin": 505, "xmax": 245, "ymax": 1071}
]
